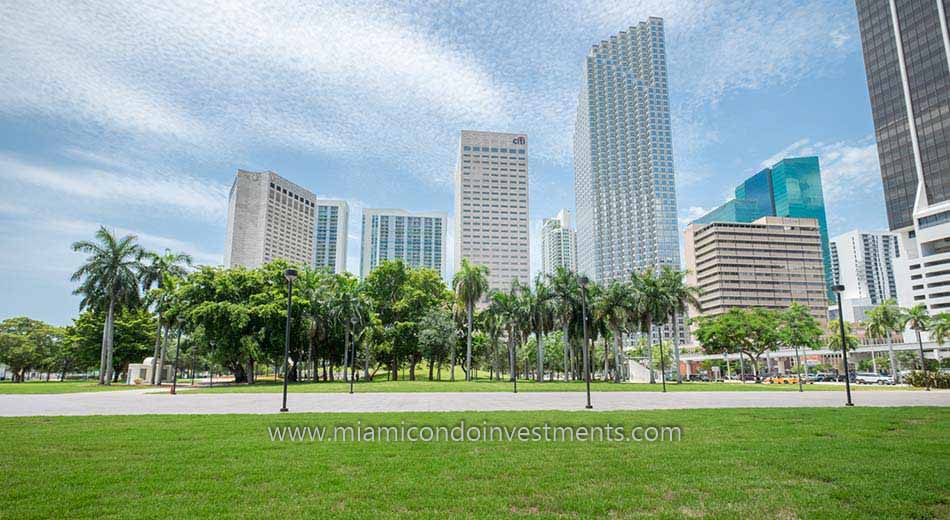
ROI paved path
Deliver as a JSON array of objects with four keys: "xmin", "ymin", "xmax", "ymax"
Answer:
[{"xmin": 1, "ymin": 390, "xmax": 948, "ymax": 416}]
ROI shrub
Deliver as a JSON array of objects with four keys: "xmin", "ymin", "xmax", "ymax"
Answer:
[{"xmin": 904, "ymin": 371, "xmax": 950, "ymax": 389}]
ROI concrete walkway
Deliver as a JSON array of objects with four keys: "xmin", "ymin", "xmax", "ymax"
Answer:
[{"xmin": 1, "ymin": 390, "xmax": 948, "ymax": 416}]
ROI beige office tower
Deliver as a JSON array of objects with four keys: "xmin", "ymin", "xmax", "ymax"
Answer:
[
  {"xmin": 684, "ymin": 216, "xmax": 828, "ymax": 324},
  {"xmin": 454, "ymin": 130, "xmax": 530, "ymax": 292},
  {"xmin": 224, "ymin": 169, "xmax": 316, "ymax": 269}
]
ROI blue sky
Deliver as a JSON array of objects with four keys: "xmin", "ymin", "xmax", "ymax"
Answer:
[{"xmin": 0, "ymin": 0, "xmax": 887, "ymax": 325}]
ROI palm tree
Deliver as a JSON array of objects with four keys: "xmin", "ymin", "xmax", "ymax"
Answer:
[
  {"xmin": 827, "ymin": 320, "xmax": 859, "ymax": 375},
  {"xmin": 481, "ymin": 299, "xmax": 504, "ymax": 380},
  {"xmin": 71, "ymin": 226, "xmax": 145, "ymax": 384},
  {"xmin": 530, "ymin": 276, "xmax": 553, "ymax": 382},
  {"xmin": 661, "ymin": 266, "xmax": 699, "ymax": 384},
  {"xmin": 902, "ymin": 304, "xmax": 931, "ymax": 373},
  {"xmin": 299, "ymin": 268, "xmax": 334, "ymax": 382},
  {"xmin": 631, "ymin": 268, "xmax": 670, "ymax": 385},
  {"xmin": 490, "ymin": 285, "xmax": 521, "ymax": 384},
  {"xmin": 594, "ymin": 281, "xmax": 631, "ymax": 383},
  {"xmin": 452, "ymin": 259, "xmax": 489, "ymax": 382},
  {"xmin": 548, "ymin": 266, "xmax": 578, "ymax": 381},
  {"xmin": 140, "ymin": 249, "xmax": 193, "ymax": 384},
  {"xmin": 931, "ymin": 312, "xmax": 950, "ymax": 365},
  {"xmin": 864, "ymin": 299, "xmax": 902, "ymax": 383},
  {"xmin": 330, "ymin": 275, "xmax": 371, "ymax": 383}
]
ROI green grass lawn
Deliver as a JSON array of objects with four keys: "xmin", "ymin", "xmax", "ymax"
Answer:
[
  {"xmin": 0, "ymin": 408, "xmax": 946, "ymax": 518},
  {"xmin": 0, "ymin": 380, "xmax": 141, "ymax": 394},
  {"xmin": 190, "ymin": 379, "xmax": 914, "ymax": 393}
]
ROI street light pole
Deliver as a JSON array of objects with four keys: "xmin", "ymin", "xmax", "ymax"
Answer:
[
  {"xmin": 579, "ymin": 276, "xmax": 592, "ymax": 410},
  {"xmin": 170, "ymin": 316, "xmax": 184, "ymax": 395},
  {"xmin": 833, "ymin": 285, "xmax": 854, "ymax": 407},
  {"xmin": 281, "ymin": 268, "xmax": 298, "ymax": 413}
]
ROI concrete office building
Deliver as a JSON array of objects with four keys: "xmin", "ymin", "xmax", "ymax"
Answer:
[
  {"xmin": 541, "ymin": 209, "xmax": 577, "ymax": 276},
  {"xmin": 224, "ymin": 169, "xmax": 317, "ymax": 269},
  {"xmin": 855, "ymin": 0, "xmax": 950, "ymax": 313},
  {"xmin": 684, "ymin": 216, "xmax": 828, "ymax": 323},
  {"xmin": 574, "ymin": 17, "xmax": 680, "ymax": 284},
  {"xmin": 313, "ymin": 199, "xmax": 349, "ymax": 273},
  {"xmin": 454, "ymin": 130, "xmax": 530, "ymax": 292},
  {"xmin": 360, "ymin": 208, "xmax": 447, "ymax": 280},
  {"xmin": 694, "ymin": 157, "xmax": 833, "ymax": 300}
]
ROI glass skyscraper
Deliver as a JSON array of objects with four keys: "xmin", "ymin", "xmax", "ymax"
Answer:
[
  {"xmin": 855, "ymin": 0, "xmax": 950, "ymax": 313},
  {"xmin": 693, "ymin": 157, "xmax": 834, "ymax": 300},
  {"xmin": 574, "ymin": 17, "xmax": 679, "ymax": 284}
]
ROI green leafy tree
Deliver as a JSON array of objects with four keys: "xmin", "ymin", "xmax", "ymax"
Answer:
[
  {"xmin": 931, "ymin": 312, "xmax": 950, "ymax": 366},
  {"xmin": 827, "ymin": 319, "xmax": 860, "ymax": 374},
  {"xmin": 779, "ymin": 303, "xmax": 823, "ymax": 388},
  {"xmin": 70, "ymin": 226, "xmax": 145, "ymax": 384},
  {"xmin": 418, "ymin": 308, "xmax": 455, "ymax": 381},
  {"xmin": 0, "ymin": 318, "xmax": 62, "ymax": 382},
  {"xmin": 68, "ymin": 308, "xmax": 155, "ymax": 382}
]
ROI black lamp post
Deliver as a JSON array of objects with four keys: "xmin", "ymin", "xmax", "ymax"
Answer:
[
  {"xmin": 833, "ymin": 284, "xmax": 854, "ymax": 407},
  {"xmin": 281, "ymin": 268, "xmax": 297, "ymax": 413},
  {"xmin": 579, "ymin": 275, "xmax": 593, "ymax": 409},
  {"xmin": 170, "ymin": 316, "xmax": 184, "ymax": 395},
  {"xmin": 349, "ymin": 315, "xmax": 358, "ymax": 395}
]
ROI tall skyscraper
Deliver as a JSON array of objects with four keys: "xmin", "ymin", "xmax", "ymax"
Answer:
[
  {"xmin": 684, "ymin": 217, "xmax": 828, "ymax": 323},
  {"xmin": 541, "ymin": 209, "xmax": 577, "ymax": 276},
  {"xmin": 360, "ymin": 208, "xmax": 447, "ymax": 279},
  {"xmin": 454, "ymin": 130, "xmax": 530, "ymax": 292},
  {"xmin": 313, "ymin": 199, "xmax": 348, "ymax": 273},
  {"xmin": 574, "ymin": 17, "xmax": 679, "ymax": 284},
  {"xmin": 694, "ymin": 157, "xmax": 833, "ymax": 300},
  {"xmin": 829, "ymin": 230, "xmax": 901, "ymax": 306},
  {"xmin": 855, "ymin": 0, "xmax": 950, "ymax": 312},
  {"xmin": 224, "ymin": 169, "xmax": 316, "ymax": 269}
]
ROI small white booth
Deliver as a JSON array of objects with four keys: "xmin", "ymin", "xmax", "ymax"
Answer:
[{"xmin": 126, "ymin": 357, "xmax": 175, "ymax": 385}]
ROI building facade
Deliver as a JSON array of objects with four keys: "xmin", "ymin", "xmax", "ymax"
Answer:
[
  {"xmin": 694, "ymin": 157, "xmax": 833, "ymax": 300},
  {"xmin": 454, "ymin": 130, "xmax": 530, "ymax": 292},
  {"xmin": 541, "ymin": 209, "xmax": 577, "ymax": 276},
  {"xmin": 684, "ymin": 216, "xmax": 828, "ymax": 323},
  {"xmin": 573, "ymin": 17, "xmax": 680, "ymax": 284},
  {"xmin": 829, "ymin": 230, "xmax": 901, "ymax": 305},
  {"xmin": 313, "ymin": 199, "xmax": 348, "ymax": 273},
  {"xmin": 360, "ymin": 208, "xmax": 447, "ymax": 279},
  {"xmin": 224, "ymin": 169, "xmax": 316, "ymax": 269},
  {"xmin": 855, "ymin": 0, "xmax": 950, "ymax": 313}
]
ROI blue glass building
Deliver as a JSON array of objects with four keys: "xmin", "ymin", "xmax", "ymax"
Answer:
[{"xmin": 693, "ymin": 157, "xmax": 833, "ymax": 300}]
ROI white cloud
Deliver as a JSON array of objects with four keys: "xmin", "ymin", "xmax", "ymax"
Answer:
[
  {"xmin": 0, "ymin": 153, "xmax": 229, "ymax": 223},
  {"xmin": 678, "ymin": 206, "xmax": 711, "ymax": 226},
  {"xmin": 762, "ymin": 136, "xmax": 882, "ymax": 203}
]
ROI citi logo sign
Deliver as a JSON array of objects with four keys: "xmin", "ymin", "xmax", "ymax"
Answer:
[{"xmin": 512, "ymin": 136, "xmax": 526, "ymax": 145}]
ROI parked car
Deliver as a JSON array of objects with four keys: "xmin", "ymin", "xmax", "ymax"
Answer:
[
  {"xmin": 686, "ymin": 374, "xmax": 710, "ymax": 382},
  {"xmin": 763, "ymin": 375, "xmax": 799, "ymax": 384},
  {"xmin": 855, "ymin": 372, "xmax": 893, "ymax": 385}
]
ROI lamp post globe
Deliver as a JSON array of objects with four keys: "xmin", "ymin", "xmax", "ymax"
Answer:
[
  {"xmin": 832, "ymin": 284, "xmax": 854, "ymax": 407},
  {"xmin": 280, "ymin": 268, "xmax": 297, "ymax": 412}
]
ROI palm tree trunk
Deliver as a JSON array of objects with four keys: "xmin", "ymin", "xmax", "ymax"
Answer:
[
  {"xmin": 562, "ymin": 321, "xmax": 570, "ymax": 382},
  {"xmin": 887, "ymin": 334, "xmax": 899, "ymax": 383},
  {"xmin": 363, "ymin": 337, "xmax": 371, "ymax": 381},
  {"xmin": 672, "ymin": 311, "xmax": 682, "ymax": 384},
  {"xmin": 104, "ymin": 298, "xmax": 116, "ymax": 385},
  {"xmin": 98, "ymin": 305, "xmax": 110, "ymax": 385},
  {"xmin": 536, "ymin": 324, "xmax": 544, "ymax": 383},
  {"xmin": 465, "ymin": 301, "xmax": 473, "ymax": 382},
  {"xmin": 612, "ymin": 328, "xmax": 622, "ymax": 383},
  {"xmin": 916, "ymin": 329, "xmax": 926, "ymax": 371},
  {"xmin": 157, "ymin": 324, "xmax": 170, "ymax": 385},
  {"xmin": 150, "ymin": 312, "xmax": 163, "ymax": 385},
  {"xmin": 508, "ymin": 331, "xmax": 516, "ymax": 382},
  {"xmin": 647, "ymin": 319, "xmax": 655, "ymax": 384},
  {"xmin": 492, "ymin": 337, "xmax": 500, "ymax": 381}
]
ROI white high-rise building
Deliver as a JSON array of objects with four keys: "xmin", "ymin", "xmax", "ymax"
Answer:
[
  {"xmin": 541, "ymin": 209, "xmax": 577, "ymax": 276},
  {"xmin": 224, "ymin": 169, "xmax": 316, "ymax": 269},
  {"xmin": 573, "ymin": 18, "xmax": 679, "ymax": 284},
  {"xmin": 360, "ymin": 208, "xmax": 447, "ymax": 279},
  {"xmin": 454, "ymin": 130, "xmax": 530, "ymax": 292},
  {"xmin": 313, "ymin": 199, "xmax": 349, "ymax": 273},
  {"xmin": 830, "ymin": 230, "xmax": 901, "ymax": 305}
]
